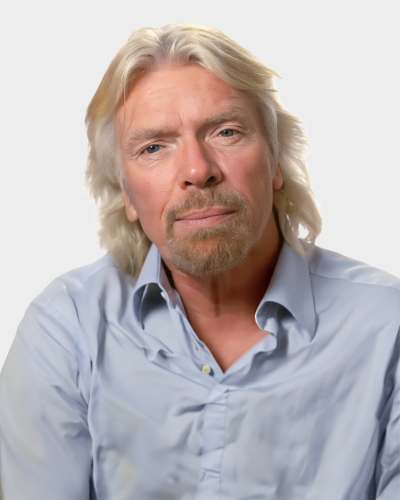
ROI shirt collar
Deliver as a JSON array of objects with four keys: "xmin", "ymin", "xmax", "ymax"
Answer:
[
  {"xmin": 255, "ymin": 241, "xmax": 317, "ymax": 340},
  {"xmin": 133, "ymin": 241, "xmax": 317, "ymax": 338},
  {"xmin": 132, "ymin": 244, "xmax": 176, "ymax": 326}
]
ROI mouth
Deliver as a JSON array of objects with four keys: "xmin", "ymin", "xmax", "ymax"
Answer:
[{"xmin": 175, "ymin": 208, "xmax": 236, "ymax": 228}]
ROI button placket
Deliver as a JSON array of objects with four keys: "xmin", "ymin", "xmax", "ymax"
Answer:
[{"xmin": 197, "ymin": 384, "xmax": 228, "ymax": 497}]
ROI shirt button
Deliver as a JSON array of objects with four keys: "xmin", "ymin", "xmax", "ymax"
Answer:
[{"xmin": 201, "ymin": 364, "xmax": 213, "ymax": 375}]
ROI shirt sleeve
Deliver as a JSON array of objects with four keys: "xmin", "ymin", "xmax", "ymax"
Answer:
[
  {"xmin": 0, "ymin": 287, "xmax": 92, "ymax": 500},
  {"xmin": 374, "ymin": 326, "xmax": 400, "ymax": 499}
]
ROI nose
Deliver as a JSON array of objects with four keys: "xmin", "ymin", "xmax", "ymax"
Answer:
[{"xmin": 177, "ymin": 138, "xmax": 223, "ymax": 189}]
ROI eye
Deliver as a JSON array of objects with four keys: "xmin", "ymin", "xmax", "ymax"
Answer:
[
  {"xmin": 141, "ymin": 144, "xmax": 163, "ymax": 155},
  {"xmin": 218, "ymin": 128, "xmax": 239, "ymax": 137}
]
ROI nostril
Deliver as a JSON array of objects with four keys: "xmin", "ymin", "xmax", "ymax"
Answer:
[
  {"xmin": 205, "ymin": 175, "xmax": 218, "ymax": 187},
  {"xmin": 184, "ymin": 175, "xmax": 218, "ymax": 188}
]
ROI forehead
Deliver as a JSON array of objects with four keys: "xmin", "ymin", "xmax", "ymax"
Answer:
[{"xmin": 116, "ymin": 64, "xmax": 259, "ymax": 131}]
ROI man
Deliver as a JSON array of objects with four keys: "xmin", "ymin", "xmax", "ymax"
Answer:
[{"xmin": 0, "ymin": 24, "xmax": 399, "ymax": 500}]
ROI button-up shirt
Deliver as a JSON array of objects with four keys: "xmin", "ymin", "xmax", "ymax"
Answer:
[{"xmin": 1, "ymin": 241, "xmax": 399, "ymax": 499}]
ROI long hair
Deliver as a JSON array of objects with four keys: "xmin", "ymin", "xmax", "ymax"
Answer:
[{"xmin": 85, "ymin": 23, "xmax": 322, "ymax": 277}]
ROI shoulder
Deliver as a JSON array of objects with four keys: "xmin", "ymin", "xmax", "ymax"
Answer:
[
  {"xmin": 19, "ymin": 253, "xmax": 138, "ymax": 354},
  {"xmin": 308, "ymin": 244, "xmax": 400, "ymax": 290},
  {"xmin": 307, "ymin": 243, "xmax": 400, "ymax": 321},
  {"xmin": 32, "ymin": 253, "xmax": 136, "ymax": 314}
]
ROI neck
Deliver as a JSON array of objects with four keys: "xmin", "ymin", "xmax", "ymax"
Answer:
[{"xmin": 164, "ymin": 218, "xmax": 283, "ymax": 324}]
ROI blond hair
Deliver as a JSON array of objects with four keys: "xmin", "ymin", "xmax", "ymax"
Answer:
[{"xmin": 85, "ymin": 23, "xmax": 322, "ymax": 277}]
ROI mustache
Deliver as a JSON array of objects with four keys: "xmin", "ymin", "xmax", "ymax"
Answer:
[{"xmin": 166, "ymin": 189, "xmax": 246, "ymax": 225}]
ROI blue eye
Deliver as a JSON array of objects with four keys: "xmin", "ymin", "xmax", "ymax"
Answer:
[
  {"xmin": 219, "ymin": 128, "xmax": 237, "ymax": 137},
  {"xmin": 143, "ymin": 144, "xmax": 162, "ymax": 154}
]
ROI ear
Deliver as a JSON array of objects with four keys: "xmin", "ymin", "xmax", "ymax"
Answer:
[
  {"xmin": 121, "ymin": 188, "xmax": 139, "ymax": 222},
  {"xmin": 272, "ymin": 164, "xmax": 284, "ymax": 191}
]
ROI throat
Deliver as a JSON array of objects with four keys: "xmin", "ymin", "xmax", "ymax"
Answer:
[{"xmin": 193, "ymin": 320, "xmax": 269, "ymax": 372}]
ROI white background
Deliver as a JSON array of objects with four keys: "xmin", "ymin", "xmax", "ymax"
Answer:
[{"xmin": 1, "ymin": 1, "xmax": 399, "ymax": 369}]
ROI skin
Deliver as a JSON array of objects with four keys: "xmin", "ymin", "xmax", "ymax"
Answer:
[{"xmin": 116, "ymin": 63, "xmax": 284, "ymax": 371}]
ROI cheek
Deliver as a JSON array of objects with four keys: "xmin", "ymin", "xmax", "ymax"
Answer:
[
  {"xmin": 124, "ymin": 172, "xmax": 171, "ymax": 227},
  {"xmin": 227, "ymin": 148, "xmax": 272, "ymax": 200}
]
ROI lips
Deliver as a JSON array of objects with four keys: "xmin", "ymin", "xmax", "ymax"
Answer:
[
  {"xmin": 174, "ymin": 208, "xmax": 236, "ymax": 231},
  {"xmin": 176, "ymin": 208, "xmax": 235, "ymax": 221}
]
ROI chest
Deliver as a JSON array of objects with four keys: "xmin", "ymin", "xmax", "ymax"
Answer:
[
  {"xmin": 195, "ymin": 324, "xmax": 269, "ymax": 372},
  {"xmin": 89, "ymin": 326, "xmax": 384, "ymax": 500}
]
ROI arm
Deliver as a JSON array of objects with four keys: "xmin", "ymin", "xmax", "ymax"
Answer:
[
  {"xmin": 374, "ymin": 327, "xmax": 400, "ymax": 499},
  {"xmin": 0, "ymin": 289, "xmax": 92, "ymax": 500}
]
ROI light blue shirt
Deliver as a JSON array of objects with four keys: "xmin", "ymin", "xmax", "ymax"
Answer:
[{"xmin": 1, "ymin": 241, "xmax": 399, "ymax": 499}]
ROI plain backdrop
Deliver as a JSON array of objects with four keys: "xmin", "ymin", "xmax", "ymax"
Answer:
[{"xmin": 1, "ymin": 1, "xmax": 399, "ymax": 369}]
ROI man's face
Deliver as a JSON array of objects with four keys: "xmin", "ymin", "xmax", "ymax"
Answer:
[{"xmin": 116, "ymin": 63, "xmax": 283, "ymax": 277}]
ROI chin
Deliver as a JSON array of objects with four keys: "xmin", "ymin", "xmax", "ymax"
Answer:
[{"xmin": 168, "ymin": 237, "xmax": 252, "ymax": 277}]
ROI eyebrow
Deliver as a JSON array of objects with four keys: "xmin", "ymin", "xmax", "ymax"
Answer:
[{"xmin": 125, "ymin": 107, "xmax": 251, "ymax": 148}]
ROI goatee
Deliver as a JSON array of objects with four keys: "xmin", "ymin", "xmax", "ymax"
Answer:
[{"xmin": 165, "ymin": 189, "xmax": 255, "ymax": 276}]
